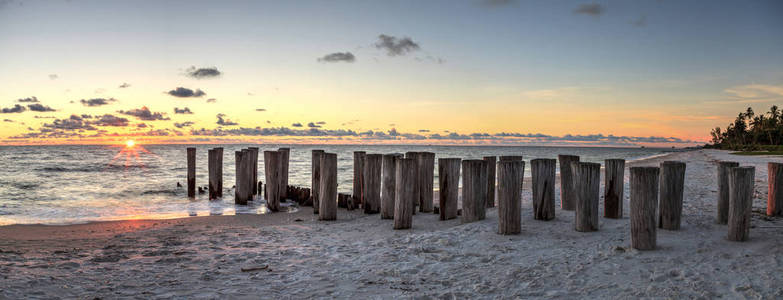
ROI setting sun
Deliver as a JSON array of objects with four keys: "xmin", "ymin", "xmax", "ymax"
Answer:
[{"xmin": 126, "ymin": 140, "xmax": 135, "ymax": 148}]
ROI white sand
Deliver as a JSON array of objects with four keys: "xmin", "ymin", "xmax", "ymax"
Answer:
[{"xmin": 1, "ymin": 149, "xmax": 782, "ymax": 298}]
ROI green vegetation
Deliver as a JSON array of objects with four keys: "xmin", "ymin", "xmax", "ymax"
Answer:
[{"xmin": 709, "ymin": 105, "xmax": 783, "ymax": 153}]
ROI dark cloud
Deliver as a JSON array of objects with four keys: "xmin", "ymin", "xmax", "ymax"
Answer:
[
  {"xmin": 42, "ymin": 114, "xmax": 97, "ymax": 130},
  {"xmin": 119, "ymin": 82, "xmax": 131, "ymax": 88},
  {"xmin": 92, "ymin": 114, "xmax": 130, "ymax": 127},
  {"xmin": 206, "ymin": 98, "xmax": 217, "ymax": 103},
  {"xmin": 292, "ymin": 122, "xmax": 303, "ymax": 127},
  {"xmin": 256, "ymin": 108, "xmax": 266, "ymax": 112},
  {"xmin": 631, "ymin": 15, "xmax": 647, "ymax": 27},
  {"xmin": 48, "ymin": 74, "xmax": 58, "ymax": 80},
  {"xmin": 27, "ymin": 104, "xmax": 56, "ymax": 112},
  {"xmin": 185, "ymin": 66, "xmax": 221, "ymax": 79},
  {"xmin": 216, "ymin": 113, "xmax": 238, "ymax": 126},
  {"xmin": 167, "ymin": 87, "xmax": 206, "ymax": 98},
  {"xmin": 574, "ymin": 3, "xmax": 604, "ymax": 16},
  {"xmin": 34, "ymin": 115, "xmax": 56, "ymax": 119},
  {"xmin": 307, "ymin": 122, "xmax": 321, "ymax": 128},
  {"xmin": 174, "ymin": 121, "xmax": 195, "ymax": 128},
  {"xmin": 419, "ymin": 129, "xmax": 430, "ymax": 132},
  {"xmin": 4, "ymin": 119, "xmax": 13, "ymax": 122},
  {"xmin": 17, "ymin": 96, "xmax": 38, "ymax": 103},
  {"xmin": 137, "ymin": 123, "xmax": 147, "ymax": 128},
  {"xmin": 318, "ymin": 52, "xmax": 356, "ymax": 63},
  {"xmin": 1, "ymin": 104, "xmax": 25, "ymax": 113},
  {"xmin": 80, "ymin": 98, "xmax": 117, "ymax": 107},
  {"xmin": 118, "ymin": 106, "xmax": 170, "ymax": 121},
  {"xmin": 174, "ymin": 107, "xmax": 193, "ymax": 114},
  {"xmin": 375, "ymin": 34, "xmax": 420, "ymax": 56}
]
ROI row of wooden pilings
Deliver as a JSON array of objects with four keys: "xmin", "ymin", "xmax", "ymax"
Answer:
[{"xmin": 186, "ymin": 148, "xmax": 783, "ymax": 249}]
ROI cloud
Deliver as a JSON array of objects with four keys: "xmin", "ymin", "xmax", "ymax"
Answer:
[
  {"xmin": 419, "ymin": 129, "xmax": 430, "ymax": 132},
  {"xmin": 48, "ymin": 74, "xmax": 58, "ymax": 80},
  {"xmin": 4, "ymin": 119, "xmax": 13, "ymax": 122},
  {"xmin": 119, "ymin": 82, "xmax": 131, "ymax": 88},
  {"xmin": 206, "ymin": 98, "xmax": 217, "ymax": 103},
  {"xmin": 631, "ymin": 15, "xmax": 647, "ymax": 27},
  {"xmin": 292, "ymin": 122, "xmax": 303, "ymax": 127},
  {"xmin": 92, "ymin": 114, "xmax": 130, "ymax": 126},
  {"xmin": 80, "ymin": 98, "xmax": 117, "ymax": 107},
  {"xmin": 167, "ymin": 87, "xmax": 206, "ymax": 98},
  {"xmin": 216, "ymin": 113, "xmax": 238, "ymax": 126},
  {"xmin": 27, "ymin": 104, "xmax": 56, "ymax": 112},
  {"xmin": 118, "ymin": 106, "xmax": 170, "ymax": 121},
  {"xmin": 316, "ymin": 121, "xmax": 326, "ymax": 125},
  {"xmin": 307, "ymin": 122, "xmax": 321, "ymax": 128},
  {"xmin": 480, "ymin": 0, "xmax": 516, "ymax": 6},
  {"xmin": 574, "ymin": 3, "xmax": 604, "ymax": 17},
  {"xmin": 17, "ymin": 96, "xmax": 38, "ymax": 103},
  {"xmin": 255, "ymin": 108, "xmax": 266, "ymax": 112},
  {"xmin": 34, "ymin": 116, "xmax": 56, "ymax": 119},
  {"xmin": 42, "ymin": 115, "xmax": 98, "ymax": 130},
  {"xmin": 724, "ymin": 84, "xmax": 783, "ymax": 102},
  {"xmin": 174, "ymin": 121, "xmax": 195, "ymax": 128},
  {"xmin": 318, "ymin": 52, "xmax": 356, "ymax": 63},
  {"xmin": 1, "ymin": 104, "xmax": 26, "ymax": 113},
  {"xmin": 185, "ymin": 66, "xmax": 221, "ymax": 79},
  {"xmin": 174, "ymin": 107, "xmax": 193, "ymax": 114},
  {"xmin": 375, "ymin": 34, "xmax": 420, "ymax": 56}
]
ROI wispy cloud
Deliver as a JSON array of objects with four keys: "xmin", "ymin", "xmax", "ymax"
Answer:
[
  {"xmin": 48, "ymin": 74, "xmax": 58, "ymax": 80},
  {"xmin": 722, "ymin": 84, "xmax": 783, "ymax": 103},
  {"xmin": 118, "ymin": 106, "xmax": 170, "ymax": 121},
  {"xmin": 631, "ymin": 15, "xmax": 647, "ymax": 27},
  {"xmin": 318, "ymin": 52, "xmax": 356, "ymax": 63},
  {"xmin": 119, "ymin": 82, "xmax": 131, "ymax": 88},
  {"xmin": 216, "ymin": 113, "xmax": 238, "ymax": 126},
  {"xmin": 80, "ymin": 98, "xmax": 117, "ymax": 107},
  {"xmin": 185, "ymin": 66, "xmax": 221, "ymax": 79},
  {"xmin": 574, "ymin": 3, "xmax": 604, "ymax": 17},
  {"xmin": 27, "ymin": 104, "xmax": 56, "ymax": 112},
  {"xmin": 375, "ymin": 34, "xmax": 420, "ymax": 56},
  {"xmin": 17, "ymin": 96, "xmax": 38, "ymax": 103},
  {"xmin": 167, "ymin": 87, "xmax": 206, "ymax": 98}
]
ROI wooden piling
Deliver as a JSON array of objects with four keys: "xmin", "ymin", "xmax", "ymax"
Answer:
[
  {"xmin": 278, "ymin": 148, "xmax": 290, "ymax": 199},
  {"xmin": 363, "ymin": 154, "xmax": 383, "ymax": 214},
  {"xmin": 234, "ymin": 151, "xmax": 248, "ymax": 205},
  {"xmin": 438, "ymin": 158, "xmax": 461, "ymax": 221},
  {"xmin": 558, "ymin": 155, "xmax": 580, "ymax": 210},
  {"xmin": 572, "ymin": 162, "xmax": 600, "ymax": 232},
  {"xmin": 418, "ymin": 152, "xmax": 435, "ymax": 213},
  {"xmin": 717, "ymin": 161, "xmax": 739, "ymax": 224},
  {"xmin": 248, "ymin": 147, "xmax": 259, "ymax": 196},
  {"xmin": 768, "ymin": 162, "xmax": 783, "ymax": 217},
  {"xmin": 187, "ymin": 147, "xmax": 196, "ymax": 198},
  {"xmin": 311, "ymin": 150, "xmax": 324, "ymax": 214},
  {"xmin": 658, "ymin": 161, "xmax": 686, "ymax": 230},
  {"xmin": 319, "ymin": 152, "xmax": 338, "ymax": 221},
  {"xmin": 405, "ymin": 152, "xmax": 420, "ymax": 215},
  {"xmin": 264, "ymin": 151, "xmax": 282, "ymax": 212},
  {"xmin": 498, "ymin": 160, "xmax": 524, "ymax": 235},
  {"xmin": 499, "ymin": 156, "xmax": 523, "ymax": 161},
  {"xmin": 215, "ymin": 147, "xmax": 223, "ymax": 197},
  {"xmin": 728, "ymin": 166, "xmax": 754, "ymax": 241},
  {"xmin": 531, "ymin": 158, "xmax": 556, "ymax": 221},
  {"xmin": 394, "ymin": 158, "xmax": 415, "ymax": 229},
  {"xmin": 208, "ymin": 149, "xmax": 218, "ymax": 199},
  {"xmin": 381, "ymin": 154, "xmax": 400, "ymax": 219},
  {"xmin": 461, "ymin": 159, "xmax": 488, "ymax": 223},
  {"xmin": 353, "ymin": 151, "xmax": 366, "ymax": 207},
  {"xmin": 484, "ymin": 156, "xmax": 497, "ymax": 208},
  {"xmin": 630, "ymin": 166, "xmax": 659, "ymax": 250},
  {"xmin": 604, "ymin": 159, "xmax": 625, "ymax": 219}
]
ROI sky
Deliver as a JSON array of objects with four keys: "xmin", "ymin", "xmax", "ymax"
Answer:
[{"xmin": 0, "ymin": 0, "xmax": 781, "ymax": 147}]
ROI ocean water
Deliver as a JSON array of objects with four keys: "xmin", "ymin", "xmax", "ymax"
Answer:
[{"xmin": 0, "ymin": 144, "xmax": 675, "ymax": 225}]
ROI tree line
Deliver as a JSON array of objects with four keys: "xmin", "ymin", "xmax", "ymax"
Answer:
[{"xmin": 709, "ymin": 105, "xmax": 783, "ymax": 150}]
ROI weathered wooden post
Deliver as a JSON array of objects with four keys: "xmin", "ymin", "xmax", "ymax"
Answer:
[
  {"xmin": 208, "ymin": 149, "xmax": 218, "ymax": 199},
  {"xmin": 717, "ymin": 161, "xmax": 739, "ymax": 224},
  {"xmin": 381, "ymin": 154, "xmax": 400, "ymax": 219},
  {"xmin": 630, "ymin": 166, "xmax": 659, "ymax": 250},
  {"xmin": 234, "ymin": 151, "xmax": 248, "ymax": 205},
  {"xmin": 573, "ymin": 162, "xmax": 600, "ymax": 232},
  {"xmin": 484, "ymin": 156, "xmax": 497, "ymax": 208},
  {"xmin": 319, "ymin": 152, "xmax": 338, "ymax": 221},
  {"xmin": 187, "ymin": 147, "xmax": 196, "ymax": 198},
  {"xmin": 248, "ymin": 147, "xmax": 259, "ymax": 195},
  {"xmin": 353, "ymin": 151, "xmax": 366, "ymax": 207},
  {"xmin": 278, "ymin": 147, "xmax": 290, "ymax": 199},
  {"xmin": 405, "ymin": 152, "xmax": 420, "ymax": 214},
  {"xmin": 768, "ymin": 162, "xmax": 783, "ymax": 216},
  {"xmin": 264, "ymin": 150, "xmax": 282, "ymax": 212},
  {"xmin": 531, "ymin": 158, "xmax": 556, "ymax": 221},
  {"xmin": 659, "ymin": 161, "xmax": 686, "ymax": 230},
  {"xmin": 363, "ymin": 154, "xmax": 383, "ymax": 214},
  {"xmin": 438, "ymin": 158, "xmax": 461, "ymax": 220},
  {"xmin": 418, "ymin": 152, "xmax": 435, "ymax": 213},
  {"xmin": 558, "ymin": 155, "xmax": 580, "ymax": 210},
  {"xmin": 499, "ymin": 155, "xmax": 523, "ymax": 161},
  {"xmin": 461, "ymin": 159, "xmax": 488, "ymax": 223},
  {"xmin": 604, "ymin": 159, "xmax": 625, "ymax": 219},
  {"xmin": 728, "ymin": 166, "xmax": 754, "ymax": 241},
  {"xmin": 394, "ymin": 157, "xmax": 415, "ymax": 229},
  {"xmin": 498, "ymin": 160, "xmax": 524, "ymax": 234},
  {"xmin": 242, "ymin": 149, "xmax": 253, "ymax": 201},
  {"xmin": 311, "ymin": 150, "xmax": 324, "ymax": 214},
  {"xmin": 215, "ymin": 147, "xmax": 223, "ymax": 197}
]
